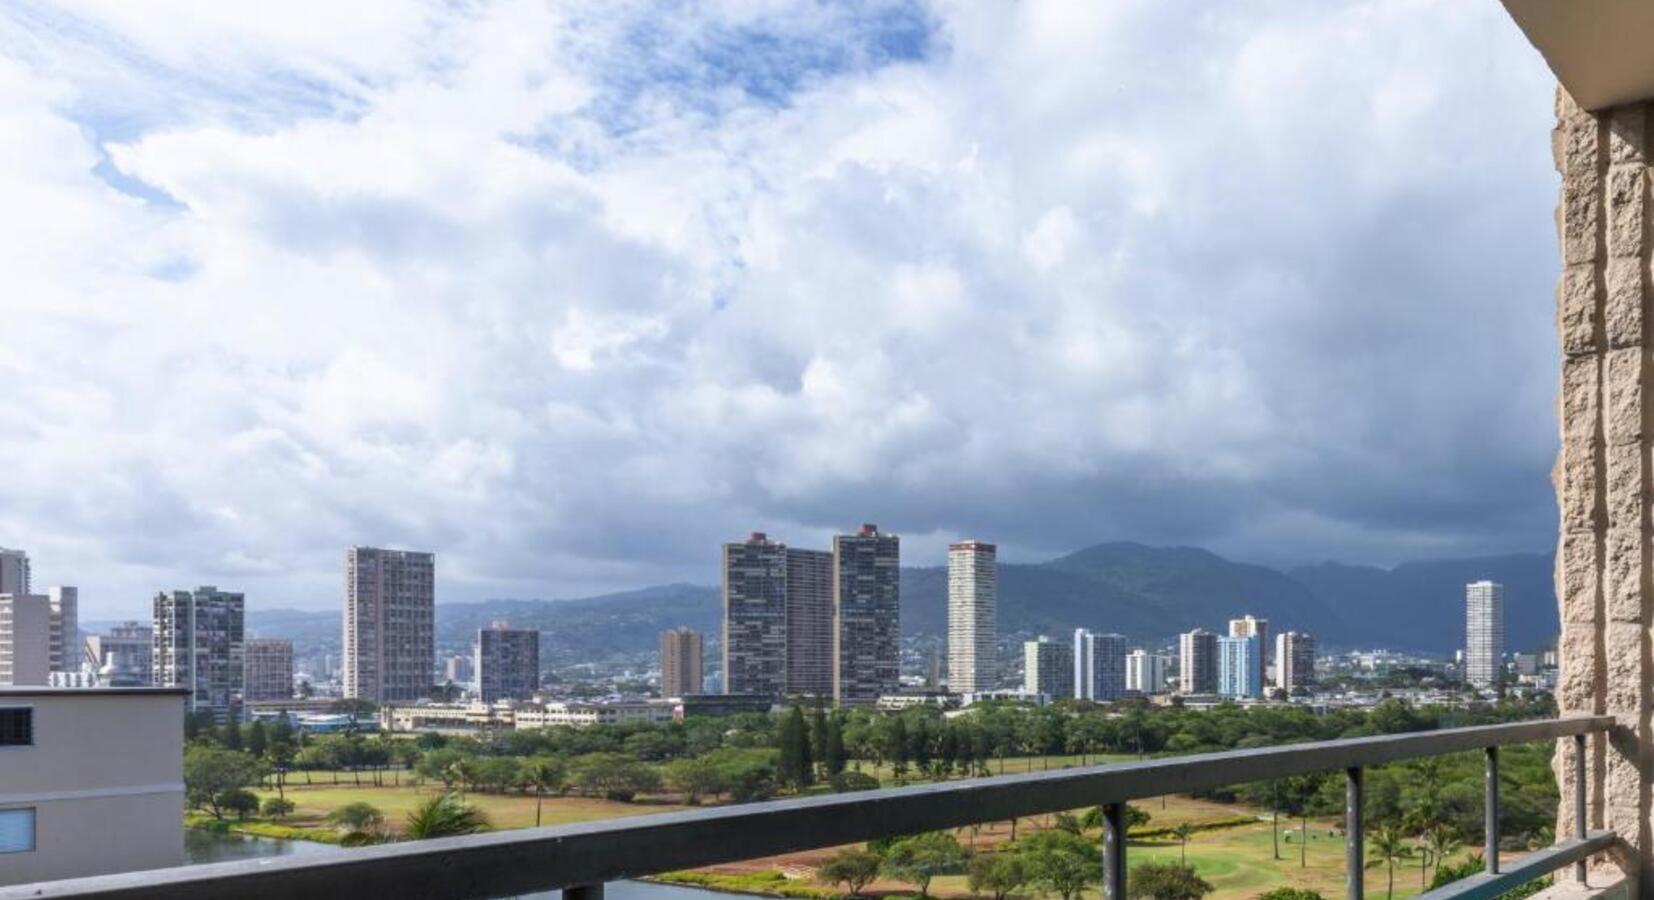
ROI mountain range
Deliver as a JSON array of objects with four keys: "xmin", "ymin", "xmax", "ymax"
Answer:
[{"xmin": 218, "ymin": 542, "xmax": 1558, "ymax": 659}]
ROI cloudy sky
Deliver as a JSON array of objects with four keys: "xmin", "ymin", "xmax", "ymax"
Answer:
[{"xmin": 1, "ymin": 1, "xmax": 1563, "ymax": 619}]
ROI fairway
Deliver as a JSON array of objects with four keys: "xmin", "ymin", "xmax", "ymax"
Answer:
[
  {"xmin": 254, "ymin": 783, "xmax": 685, "ymax": 834},
  {"xmin": 242, "ymin": 770, "xmax": 1474, "ymax": 900}
]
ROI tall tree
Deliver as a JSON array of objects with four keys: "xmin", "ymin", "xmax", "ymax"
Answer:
[
  {"xmin": 810, "ymin": 707, "xmax": 830, "ymax": 779},
  {"xmin": 246, "ymin": 720, "xmax": 268, "ymax": 758},
  {"xmin": 1369, "ymin": 824, "xmax": 1414, "ymax": 900},
  {"xmin": 824, "ymin": 716, "xmax": 847, "ymax": 779}
]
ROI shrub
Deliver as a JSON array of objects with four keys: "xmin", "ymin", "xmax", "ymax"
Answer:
[
  {"xmin": 1257, "ymin": 889, "xmax": 1325, "ymax": 900},
  {"xmin": 260, "ymin": 797, "xmax": 296, "ymax": 819},
  {"xmin": 216, "ymin": 789, "xmax": 260, "ymax": 820},
  {"xmin": 1126, "ymin": 863, "xmax": 1214, "ymax": 900},
  {"xmin": 327, "ymin": 801, "xmax": 385, "ymax": 834},
  {"xmin": 831, "ymin": 771, "xmax": 881, "ymax": 793}
]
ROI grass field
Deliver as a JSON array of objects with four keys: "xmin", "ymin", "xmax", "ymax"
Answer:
[
  {"xmin": 232, "ymin": 759, "xmax": 1474, "ymax": 900},
  {"xmin": 252, "ymin": 783, "xmax": 684, "ymax": 836}
]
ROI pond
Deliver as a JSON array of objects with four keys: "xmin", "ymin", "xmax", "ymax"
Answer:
[{"xmin": 184, "ymin": 830, "xmax": 745, "ymax": 900}]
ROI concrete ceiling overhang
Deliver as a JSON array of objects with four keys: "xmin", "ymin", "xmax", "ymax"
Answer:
[{"xmin": 1503, "ymin": 0, "xmax": 1654, "ymax": 110}]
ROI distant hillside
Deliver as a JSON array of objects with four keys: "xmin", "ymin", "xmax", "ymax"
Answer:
[
  {"xmin": 1289, "ymin": 553, "xmax": 1556, "ymax": 653},
  {"xmin": 225, "ymin": 544, "xmax": 1559, "ymax": 659},
  {"xmin": 903, "ymin": 542, "xmax": 1345, "ymax": 643},
  {"xmin": 434, "ymin": 583, "xmax": 718, "ymax": 660}
]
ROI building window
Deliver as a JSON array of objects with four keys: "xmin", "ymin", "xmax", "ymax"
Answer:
[
  {"xmin": 0, "ymin": 809, "xmax": 33, "ymax": 853},
  {"xmin": 0, "ymin": 709, "xmax": 31, "ymax": 746}
]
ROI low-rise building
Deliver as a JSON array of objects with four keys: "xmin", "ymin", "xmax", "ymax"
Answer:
[
  {"xmin": 671, "ymin": 694, "xmax": 775, "ymax": 719},
  {"xmin": 380, "ymin": 702, "xmax": 514, "ymax": 734},
  {"xmin": 0, "ymin": 687, "xmax": 187, "ymax": 885},
  {"xmin": 518, "ymin": 700, "xmax": 675, "ymax": 729},
  {"xmin": 875, "ymin": 692, "xmax": 959, "ymax": 712}
]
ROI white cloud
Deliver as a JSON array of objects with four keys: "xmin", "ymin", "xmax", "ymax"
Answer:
[{"xmin": 0, "ymin": 0, "xmax": 1565, "ymax": 617}]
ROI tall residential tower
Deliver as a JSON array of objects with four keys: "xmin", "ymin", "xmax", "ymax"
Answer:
[
  {"xmin": 243, "ymin": 638, "xmax": 294, "ymax": 701},
  {"xmin": 153, "ymin": 586, "xmax": 245, "ymax": 718},
  {"xmin": 947, "ymin": 540, "xmax": 997, "ymax": 693},
  {"xmin": 1228, "ymin": 615, "xmax": 1269, "ymax": 687},
  {"xmin": 475, "ymin": 622, "xmax": 539, "ymax": 702},
  {"xmin": 1023, "ymin": 636, "xmax": 1072, "ymax": 699},
  {"xmin": 343, "ymin": 546, "xmax": 435, "ymax": 703},
  {"xmin": 832, "ymin": 524, "xmax": 901, "ymax": 706},
  {"xmin": 660, "ymin": 627, "xmax": 705, "ymax": 697},
  {"xmin": 1073, "ymin": 629, "xmax": 1127, "ymax": 701},
  {"xmin": 722, "ymin": 533, "xmax": 789, "ymax": 697},
  {"xmin": 1465, "ymin": 580, "xmax": 1505, "ymax": 688},
  {"xmin": 1179, "ymin": 629, "xmax": 1218, "ymax": 694},
  {"xmin": 1274, "ymin": 632, "xmax": 1316, "ymax": 693}
]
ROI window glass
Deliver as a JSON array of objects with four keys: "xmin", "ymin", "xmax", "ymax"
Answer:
[
  {"xmin": 0, "ymin": 709, "xmax": 31, "ymax": 746},
  {"xmin": 0, "ymin": 809, "xmax": 34, "ymax": 853}
]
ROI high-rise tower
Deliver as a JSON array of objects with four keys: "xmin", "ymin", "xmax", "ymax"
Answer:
[
  {"xmin": 1179, "ymin": 629, "xmax": 1218, "ymax": 694},
  {"xmin": 947, "ymin": 541, "xmax": 997, "ymax": 693},
  {"xmin": 343, "ymin": 546, "xmax": 435, "ymax": 703},
  {"xmin": 1465, "ymin": 581, "xmax": 1505, "ymax": 688},
  {"xmin": 153, "ymin": 586, "xmax": 245, "ymax": 718},
  {"xmin": 832, "ymin": 524, "xmax": 900, "ymax": 706}
]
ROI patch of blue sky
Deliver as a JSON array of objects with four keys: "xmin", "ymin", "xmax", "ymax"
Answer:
[{"xmin": 582, "ymin": 1, "xmax": 936, "ymax": 134}]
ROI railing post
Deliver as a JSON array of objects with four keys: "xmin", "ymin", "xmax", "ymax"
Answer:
[
  {"xmin": 1346, "ymin": 766, "xmax": 1363, "ymax": 900},
  {"xmin": 1574, "ymin": 732, "xmax": 1588, "ymax": 884},
  {"xmin": 1484, "ymin": 746, "xmax": 1499, "ymax": 874},
  {"xmin": 1103, "ymin": 801, "xmax": 1126, "ymax": 900},
  {"xmin": 567, "ymin": 884, "xmax": 606, "ymax": 900}
]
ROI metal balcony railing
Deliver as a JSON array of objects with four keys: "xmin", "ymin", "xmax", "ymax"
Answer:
[{"xmin": 0, "ymin": 715, "xmax": 1616, "ymax": 900}]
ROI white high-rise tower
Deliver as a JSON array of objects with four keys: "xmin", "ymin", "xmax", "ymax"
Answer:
[
  {"xmin": 1466, "ymin": 581, "xmax": 1505, "ymax": 688},
  {"xmin": 947, "ymin": 541, "xmax": 997, "ymax": 693}
]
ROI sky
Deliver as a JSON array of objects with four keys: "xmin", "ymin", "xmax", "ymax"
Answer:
[{"xmin": 0, "ymin": 1, "xmax": 1565, "ymax": 620}]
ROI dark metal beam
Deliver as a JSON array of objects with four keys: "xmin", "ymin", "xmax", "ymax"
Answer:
[
  {"xmin": 1484, "ymin": 747, "xmax": 1499, "ymax": 874},
  {"xmin": 0, "ymin": 716, "xmax": 1614, "ymax": 900},
  {"xmin": 1346, "ymin": 767, "xmax": 1364, "ymax": 900},
  {"xmin": 1413, "ymin": 832, "xmax": 1618, "ymax": 900},
  {"xmin": 1103, "ymin": 801, "xmax": 1126, "ymax": 900}
]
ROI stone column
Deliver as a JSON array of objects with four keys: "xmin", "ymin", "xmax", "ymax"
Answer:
[{"xmin": 1554, "ymin": 87, "xmax": 1653, "ymax": 891}]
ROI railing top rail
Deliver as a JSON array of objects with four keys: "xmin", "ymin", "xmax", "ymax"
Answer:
[{"xmin": 2, "ymin": 714, "xmax": 1613, "ymax": 900}]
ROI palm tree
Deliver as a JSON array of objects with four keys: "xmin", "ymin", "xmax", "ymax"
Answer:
[
  {"xmin": 1368, "ymin": 824, "xmax": 1414, "ymax": 900},
  {"xmin": 1172, "ymin": 823, "xmax": 1195, "ymax": 864},
  {"xmin": 1424, "ymin": 823, "xmax": 1462, "ymax": 881},
  {"xmin": 521, "ymin": 758, "xmax": 565, "ymax": 828},
  {"xmin": 405, "ymin": 792, "xmax": 491, "ymax": 840},
  {"xmin": 445, "ymin": 758, "xmax": 475, "ymax": 794}
]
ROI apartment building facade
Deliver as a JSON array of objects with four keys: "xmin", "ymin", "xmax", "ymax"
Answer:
[{"xmin": 343, "ymin": 546, "xmax": 435, "ymax": 704}]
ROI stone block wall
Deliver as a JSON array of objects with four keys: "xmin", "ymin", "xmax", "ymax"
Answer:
[{"xmin": 1554, "ymin": 87, "xmax": 1653, "ymax": 889}]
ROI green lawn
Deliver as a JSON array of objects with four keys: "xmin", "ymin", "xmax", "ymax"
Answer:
[
  {"xmin": 239, "ymin": 763, "xmax": 1470, "ymax": 900},
  {"xmin": 253, "ymin": 783, "xmax": 684, "ymax": 835}
]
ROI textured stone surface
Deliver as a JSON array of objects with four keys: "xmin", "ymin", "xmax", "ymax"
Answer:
[
  {"xmin": 1606, "ymin": 349, "xmax": 1646, "ymax": 446},
  {"xmin": 1561, "ymin": 530, "xmax": 1605, "ymax": 623},
  {"xmin": 1554, "ymin": 90, "xmax": 1651, "ymax": 892},
  {"xmin": 1606, "ymin": 259, "xmax": 1646, "ymax": 349},
  {"xmin": 1603, "ymin": 527, "xmax": 1645, "ymax": 623},
  {"xmin": 1604, "ymin": 443, "xmax": 1647, "ymax": 533},
  {"xmin": 1608, "ymin": 166, "xmax": 1647, "ymax": 259}
]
